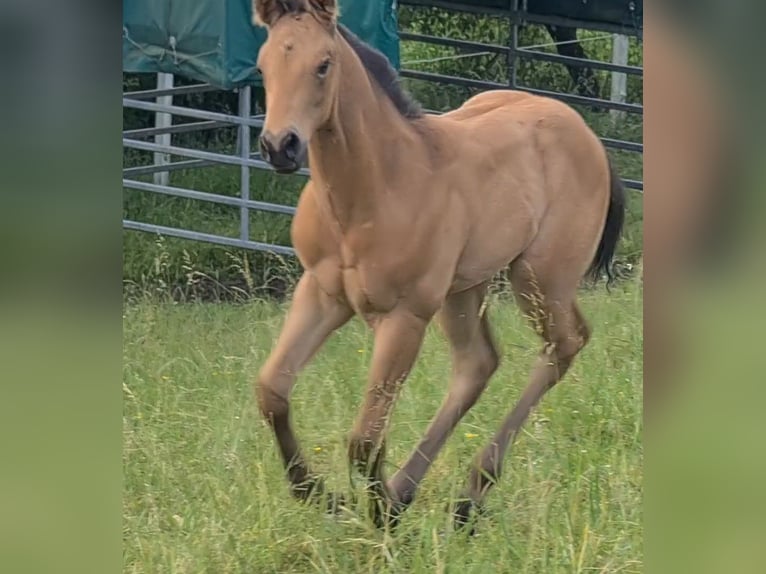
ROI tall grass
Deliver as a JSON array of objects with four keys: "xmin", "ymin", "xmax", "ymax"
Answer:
[{"xmin": 123, "ymin": 280, "xmax": 643, "ymax": 573}]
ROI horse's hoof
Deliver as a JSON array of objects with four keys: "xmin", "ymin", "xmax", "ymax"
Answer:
[
  {"xmin": 291, "ymin": 476, "xmax": 348, "ymax": 516},
  {"xmin": 325, "ymin": 491, "xmax": 347, "ymax": 515},
  {"xmin": 371, "ymin": 497, "xmax": 406, "ymax": 530},
  {"xmin": 290, "ymin": 474, "xmax": 326, "ymax": 502},
  {"xmin": 367, "ymin": 487, "xmax": 409, "ymax": 531},
  {"xmin": 451, "ymin": 498, "xmax": 482, "ymax": 536}
]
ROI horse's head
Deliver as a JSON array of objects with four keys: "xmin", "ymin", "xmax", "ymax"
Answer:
[{"xmin": 253, "ymin": 0, "xmax": 339, "ymax": 174}]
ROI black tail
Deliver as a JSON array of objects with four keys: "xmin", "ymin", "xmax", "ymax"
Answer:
[{"xmin": 587, "ymin": 158, "xmax": 626, "ymax": 284}]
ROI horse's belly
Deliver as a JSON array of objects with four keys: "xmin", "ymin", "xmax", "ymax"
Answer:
[
  {"xmin": 451, "ymin": 215, "xmax": 536, "ymax": 291},
  {"xmin": 450, "ymin": 259, "xmax": 506, "ymax": 293}
]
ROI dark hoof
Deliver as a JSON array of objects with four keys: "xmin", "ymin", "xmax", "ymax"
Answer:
[
  {"xmin": 289, "ymin": 474, "xmax": 326, "ymax": 501},
  {"xmin": 290, "ymin": 475, "xmax": 346, "ymax": 514},
  {"xmin": 323, "ymin": 491, "xmax": 348, "ymax": 515},
  {"xmin": 361, "ymin": 480, "xmax": 410, "ymax": 530},
  {"xmin": 370, "ymin": 494, "xmax": 407, "ymax": 530},
  {"xmin": 451, "ymin": 498, "xmax": 483, "ymax": 535}
]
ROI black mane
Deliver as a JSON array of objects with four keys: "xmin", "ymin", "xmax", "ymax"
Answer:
[{"xmin": 337, "ymin": 24, "xmax": 423, "ymax": 120}]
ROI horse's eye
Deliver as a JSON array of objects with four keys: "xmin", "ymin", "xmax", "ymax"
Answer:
[{"xmin": 316, "ymin": 60, "xmax": 331, "ymax": 78}]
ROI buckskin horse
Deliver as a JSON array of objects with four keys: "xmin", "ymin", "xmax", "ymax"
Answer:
[{"xmin": 251, "ymin": 0, "xmax": 625, "ymax": 531}]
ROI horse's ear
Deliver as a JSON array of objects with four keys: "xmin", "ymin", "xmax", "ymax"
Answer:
[
  {"xmin": 308, "ymin": 0, "xmax": 338, "ymax": 26},
  {"xmin": 252, "ymin": 0, "xmax": 297, "ymax": 28}
]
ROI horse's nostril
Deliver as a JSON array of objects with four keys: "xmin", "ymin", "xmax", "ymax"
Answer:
[{"xmin": 283, "ymin": 131, "xmax": 300, "ymax": 161}]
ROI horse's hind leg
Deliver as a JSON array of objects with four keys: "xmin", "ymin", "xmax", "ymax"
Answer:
[
  {"xmin": 256, "ymin": 272, "xmax": 352, "ymax": 506},
  {"xmin": 386, "ymin": 282, "xmax": 499, "ymax": 512},
  {"xmin": 454, "ymin": 257, "xmax": 591, "ymax": 529}
]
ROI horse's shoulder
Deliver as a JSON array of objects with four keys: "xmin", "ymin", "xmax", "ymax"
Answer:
[{"xmin": 291, "ymin": 181, "xmax": 341, "ymax": 269}]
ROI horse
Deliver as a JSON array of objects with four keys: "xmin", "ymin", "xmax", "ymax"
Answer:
[{"xmin": 251, "ymin": 0, "xmax": 625, "ymax": 531}]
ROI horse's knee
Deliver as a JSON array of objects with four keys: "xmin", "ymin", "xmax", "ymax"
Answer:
[
  {"xmin": 454, "ymin": 344, "xmax": 499, "ymax": 406},
  {"xmin": 255, "ymin": 366, "xmax": 291, "ymax": 423},
  {"xmin": 489, "ymin": 341, "xmax": 500, "ymax": 369},
  {"xmin": 477, "ymin": 340, "xmax": 500, "ymax": 381}
]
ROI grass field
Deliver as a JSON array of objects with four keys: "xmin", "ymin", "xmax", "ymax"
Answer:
[{"xmin": 123, "ymin": 281, "xmax": 643, "ymax": 573}]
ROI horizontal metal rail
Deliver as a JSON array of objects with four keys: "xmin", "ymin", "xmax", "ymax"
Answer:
[
  {"xmin": 125, "ymin": 157, "xmax": 640, "ymax": 193},
  {"xmin": 601, "ymin": 138, "xmax": 643, "ymax": 153},
  {"xmin": 400, "ymin": 69, "xmax": 643, "ymax": 114},
  {"xmin": 125, "ymin": 134, "xmax": 640, "ymax": 177},
  {"xmin": 399, "ymin": 1, "xmax": 643, "ymax": 37},
  {"xmin": 123, "ymin": 220, "xmax": 296, "ymax": 256},
  {"xmin": 400, "ymin": 0, "xmax": 525, "ymax": 17},
  {"xmin": 124, "ymin": 156, "xmax": 250, "ymax": 177},
  {"xmin": 400, "ymin": 32, "xmax": 642, "ymax": 76},
  {"xmin": 521, "ymin": 85, "xmax": 642, "ymax": 114},
  {"xmin": 515, "ymin": 47, "xmax": 642, "ymax": 75},
  {"xmin": 123, "ymin": 83, "xmax": 219, "ymax": 100},
  {"xmin": 123, "ymin": 120, "xmax": 232, "ymax": 139},
  {"xmin": 123, "ymin": 179, "xmax": 298, "ymax": 215},
  {"xmin": 125, "ymin": 137, "xmax": 640, "ymax": 181},
  {"xmin": 123, "ymin": 98, "xmax": 266, "ymax": 129},
  {"xmin": 519, "ymin": 11, "xmax": 643, "ymax": 39},
  {"xmin": 400, "ymin": 31, "xmax": 507, "ymax": 55},
  {"xmin": 122, "ymin": 137, "xmax": 311, "ymax": 176}
]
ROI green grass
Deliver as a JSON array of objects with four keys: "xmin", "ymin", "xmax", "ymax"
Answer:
[
  {"xmin": 123, "ymin": 282, "xmax": 642, "ymax": 573},
  {"xmin": 122, "ymin": 163, "xmax": 306, "ymax": 292}
]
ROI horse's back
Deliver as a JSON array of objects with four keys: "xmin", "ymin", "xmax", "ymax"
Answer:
[
  {"xmin": 441, "ymin": 90, "xmax": 533, "ymax": 121},
  {"xmin": 440, "ymin": 88, "xmax": 608, "ymax": 194},
  {"xmin": 443, "ymin": 90, "xmax": 599, "ymax": 148}
]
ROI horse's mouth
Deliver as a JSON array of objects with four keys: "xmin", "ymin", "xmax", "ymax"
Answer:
[{"xmin": 272, "ymin": 163, "xmax": 300, "ymax": 175}]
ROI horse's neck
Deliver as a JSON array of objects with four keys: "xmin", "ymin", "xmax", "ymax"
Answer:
[{"xmin": 307, "ymin": 41, "xmax": 422, "ymax": 231}]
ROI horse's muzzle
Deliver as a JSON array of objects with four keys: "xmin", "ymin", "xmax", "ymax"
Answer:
[{"xmin": 259, "ymin": 128, "xmax": 306, "ymax": 174}]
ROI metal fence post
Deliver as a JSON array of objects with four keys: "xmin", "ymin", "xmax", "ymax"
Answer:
[
  {"xmin": 154, "ymin": 72, "xmax": 174, "ymax": 186},
  {"xmin": 610, "ymin": 34, "xmax": 629, "ymax": 124},
  {"xmin": 239, "ymin": 86, "xmax": 251, "ymax": 243},
  {"xmin": 508, "ymin": 0, "xmax": 520, "ymax": 88}
]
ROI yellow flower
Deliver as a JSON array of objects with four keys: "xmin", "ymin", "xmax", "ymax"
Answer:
[
  {"xmin": 464, "ymin": 432, "xmax": 479, "ymax": 439},
  {"xmin": 313, "ymin": 447, "xmax": 322, "ymax": 452}
]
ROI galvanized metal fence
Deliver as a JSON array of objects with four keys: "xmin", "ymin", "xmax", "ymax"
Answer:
[
  {"xmin": 398, "ymin": 0, "xmax": 643, "ymax": 190},
  {"xmin": 122, "ymin": 1, "xmax": 642, "ymax": 256},
  {"xmin": 123, "ymin": 83, "xmax": 301, "ymax": 256}
]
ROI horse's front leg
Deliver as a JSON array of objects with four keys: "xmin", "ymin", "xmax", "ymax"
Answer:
[
  {"xmin": 347, "ymin": 308, "xmax": 429, "ymax": 527},
  {"xmin": 256, "ymin": 272, "xmax": 352, "ymax": 506}
]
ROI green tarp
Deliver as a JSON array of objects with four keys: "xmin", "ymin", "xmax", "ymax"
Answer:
[{"xmin": 123, "ymin": 0, "xmax": 400, "ymax": 89}]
